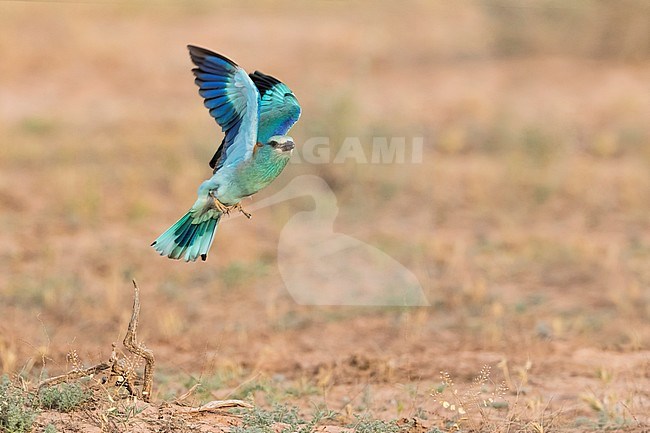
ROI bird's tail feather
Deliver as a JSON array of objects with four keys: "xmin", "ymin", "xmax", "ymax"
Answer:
[{"xmin": 151, "ymin": 209, "xmax": 221, "ymax": 262}]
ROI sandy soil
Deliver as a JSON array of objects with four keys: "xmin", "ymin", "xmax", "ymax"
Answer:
[{"xmin": 1, "ymin": 1, "xmax": 649, "ymax": 432}]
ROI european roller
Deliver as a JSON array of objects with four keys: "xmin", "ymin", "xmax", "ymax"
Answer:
[{"xmin": 152, "ymin": 45, "xmax": 301, "ymax": 262}]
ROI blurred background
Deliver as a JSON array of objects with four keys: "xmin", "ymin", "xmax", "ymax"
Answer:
[{"xmin": 1, "ymin": 0, "xmax": 649, "ymax": 428}]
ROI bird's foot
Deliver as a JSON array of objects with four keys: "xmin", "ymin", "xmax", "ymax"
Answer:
[
  {"xmin": 232, "ymin": 202, "xmax": 252, "ymax": 219},
  {"xmin": 211, "ymin": 196, "xmax": 232, "ymax": 215},
  {"xmin": 210, "ymin": 195, "xmax": 252, "ymax": 219}
]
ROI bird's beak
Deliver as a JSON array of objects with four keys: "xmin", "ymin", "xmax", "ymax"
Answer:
[{"xmin": 273, "ymin": 140, "xmax": 295, "ymax": 152}]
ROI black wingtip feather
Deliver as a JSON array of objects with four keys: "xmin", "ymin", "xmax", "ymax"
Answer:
[
  {"xmin": 187, "ymin": 45, "xmax": 238, "ymax": 68},
  {"xmin": 201, "ymin": 254, "xmax": 207, "ymax": 261},
  {"xmin": 209, "ymin": 138, "xmax": 225, "ymax": 170},
  {"xmin": 249, "ymin": 70, "xmax": 282, "ymax": 96}
]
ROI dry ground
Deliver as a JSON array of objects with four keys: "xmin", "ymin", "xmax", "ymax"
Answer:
[{"xmin": 1, "ymin": 1, "xmax": 650, "ymax": 432}]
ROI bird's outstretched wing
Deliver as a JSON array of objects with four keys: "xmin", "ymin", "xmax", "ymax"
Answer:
[
  {"xmin": 188, "ymin": 45, "xmax": 260, "ymax": 171},
  {"xmin": 249, "ymin": 71, "xmax": 301, "ymax": 144}
]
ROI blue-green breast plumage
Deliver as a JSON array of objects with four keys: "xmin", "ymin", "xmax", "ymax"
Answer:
[{"xmin": 231, "ymin": 144, "xmax": 292, "ymax": 198}]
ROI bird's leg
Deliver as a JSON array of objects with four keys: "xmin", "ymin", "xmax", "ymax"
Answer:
[
  {"xmin": 210, "ymin": 192, "xmax": 232, "ymax": 215},
  {"xmin": 232, "ymin": 202, "xmax": 252, "ymax": 219},
  {"xmin": 209, "ymin": 192, "xmax": 251, "ymax": 218}
]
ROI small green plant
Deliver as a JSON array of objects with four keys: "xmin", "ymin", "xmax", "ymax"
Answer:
[
  {"xmin": 232, "ymin": 404, "xmax": 336, "ymax": 433},
  {"xmin": 232, "ymin": 404, "xmax": 298, "ymax": 433},
  {"xmin": 38, "ymin": 382, "xmax": 89, "ymax": 412},
  {"xmin": 43, "ymin": 424, "xmax": 57, "ymax": 433},
  {"xmin": 0, "ymin": 376, "xmax": 37, "ymax": 433},
  {"xmin": 350, "ymin": 415, "xmax": 402, "ymax": 433}
]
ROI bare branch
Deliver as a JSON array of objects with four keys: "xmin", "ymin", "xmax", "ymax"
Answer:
[
  {"xmin": 178, "ymin": 399, "xmax": 253, "ymax": 413},
  {"xmin": 123, "ymin": 280, "xmax": 155, "ymax": 402},
  {"xmin": 36, "ymin": 361, "xmax": 113, "ymax": 391},
  {"xmin": 35, "ymin": 281, "xmax": 156, "ymax": 404}
]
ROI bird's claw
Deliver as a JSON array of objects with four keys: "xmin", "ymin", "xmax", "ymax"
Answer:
[
  {"xmin": 211, "ymin": 196, "xmax": 232, "ymax": 214},
  {"xmin": 210, "ymin": 195, "xmax": 252, "ymax": 219},
  {"xmin": 233, "ymin": 203, "xmax": 252, "ymax": 219}
]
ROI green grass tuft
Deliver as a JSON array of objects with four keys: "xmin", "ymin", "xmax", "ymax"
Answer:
[
  {"xmin": 38, "ymin": 383, "xmax": 89, "ymax": 413},
  {"xmin": 232, "ymin": 404, "xmax": 337, "ymax": 433},
  {"xmin": 350, "ymin": 415, "xmax": 403, "ymax": 433},
  {"xmin": 0, "ymin": 376, "xmax": 37, "ymax": 433}
]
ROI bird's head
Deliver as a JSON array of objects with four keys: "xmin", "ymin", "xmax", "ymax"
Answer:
[{"xmin": 266, "ymin": 135, "xmax": 295, "ymax": 155}]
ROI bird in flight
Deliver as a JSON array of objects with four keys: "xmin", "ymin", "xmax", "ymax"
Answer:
[{"xmin": 152, "ymin": 45, "xmax": 301, "ymax": 262}]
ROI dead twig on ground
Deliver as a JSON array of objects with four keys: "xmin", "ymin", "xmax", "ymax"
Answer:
[
  {"xmin": 178, "ymin": 399, "xmax": 253, "ymax": 414},
  {"xmin": 123, "ymin": 280, "xmax": 155, "ymax": 402},
  {"xmin": 35, "ymin": 281, "xmax": 155, "ymax": 402},
  {"xmin": 33, "ymin": 279, "xmax": 253, "ymax": 421}
]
